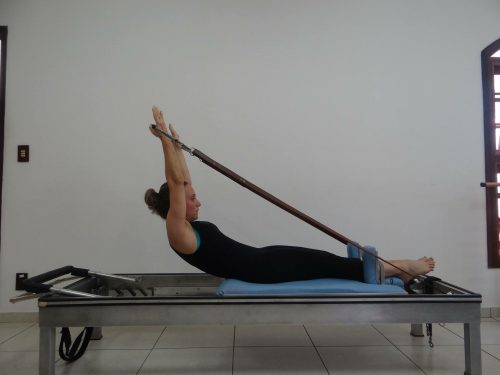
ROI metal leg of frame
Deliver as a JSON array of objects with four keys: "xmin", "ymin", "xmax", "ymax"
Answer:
[
  {"xmin": 410, "ymin": 323, "xmax": 424, "ymax": 337},
  {"xmin": 464, "ymin": 322, "xmax": 482, "ymax": 375},
  {"xmin": 91, "ymin": 327, "xmax": 103, "ymax": 340},
  {"xmin": 39, "ymin": 326, "xmax": 56, "ymax": 375}
]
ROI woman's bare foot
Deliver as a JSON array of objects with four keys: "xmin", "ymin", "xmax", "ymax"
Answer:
[{"xmin": 384, "ymin": 257, "xmax": 436, "ymax": 283}]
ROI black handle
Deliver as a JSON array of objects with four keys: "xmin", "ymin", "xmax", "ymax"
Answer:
[{"xmin": 22, "ymin": 266, "xmax": 89, "ymax": 293}]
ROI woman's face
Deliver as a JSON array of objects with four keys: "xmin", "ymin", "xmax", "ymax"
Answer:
[{"xmin": 185, "ymin": 184, "xmax": 201, "ymax": 221}]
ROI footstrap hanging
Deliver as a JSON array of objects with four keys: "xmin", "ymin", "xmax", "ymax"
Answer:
[
  {"xmin": 426, "ymin": 323, "xmax": 434, "ymax": 347},
  {"xmin": 58, "ymin": 327, "xmax": 93, "ymax": 362},
  {"xmin": 422, "ymin": 276, "xmax": 440, "ymax": 348},
  {"xmin": 406, "ymin": 276, "xmax": 440, "ymax": 348}
]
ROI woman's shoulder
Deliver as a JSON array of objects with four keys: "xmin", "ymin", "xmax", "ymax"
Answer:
[
  {"xmin": 190, "ymin": 220, "xmax": 217, "ymax": 229},
  {"xmin": 190, "ymin": 221, "xmax": 223, "ymax": 236}
]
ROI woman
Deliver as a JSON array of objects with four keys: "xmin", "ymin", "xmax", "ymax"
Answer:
[{"xmin": 145, "ymin": 106, "xmax": 435, "ymax": 284}]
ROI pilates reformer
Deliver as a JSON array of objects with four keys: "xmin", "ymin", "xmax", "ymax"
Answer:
[
  {"xmin": 13, "ymin": 264, "xmax": 482, "ymax": 375},
  {"xmin": 15, "ymin": 128, "xmax": 483, "ymax": 375}
]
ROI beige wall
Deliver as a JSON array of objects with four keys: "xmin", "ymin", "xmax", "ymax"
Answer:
[{"xmin": 1, "ymin": 0, "xmax": 500, "ymax": 311}]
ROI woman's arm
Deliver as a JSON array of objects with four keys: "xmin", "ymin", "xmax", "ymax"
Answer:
[
  {"xmin": 151, "ymin": 106, "xmax": 197, "ymax": 254},
  {"xmin": 150, "ymin": 108, "xmax": 184, "ymax": 183},
  {"xmin": 168, "ymin": 123, "xmax": 192, "ymax": 184}
]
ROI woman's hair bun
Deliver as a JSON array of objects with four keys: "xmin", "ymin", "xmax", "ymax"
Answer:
[
  {"xmin": 144, "ymin": 183, "xmax": 170, "ymax": 219},
  {"xmin": 144, "ymin": 188, "xmax": 159, "ymax": 210}
]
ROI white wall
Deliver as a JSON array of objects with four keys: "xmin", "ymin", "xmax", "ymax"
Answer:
[{"xmin": 1, "ymin": 0, "xmax": 499, "ymax": 312}]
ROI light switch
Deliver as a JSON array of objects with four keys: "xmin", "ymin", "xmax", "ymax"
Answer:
[{"xmin": 18, "ymin": 145, "xmax": 29, "ymax": 162}]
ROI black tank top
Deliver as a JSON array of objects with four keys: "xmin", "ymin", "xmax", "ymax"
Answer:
[
  {"xmin": 174, "ymin": 221, "xmax": 262, "ymax": 280},
  {"xmin": 173, "ymin": 220, "xmax": 365, "ymax": 283}
]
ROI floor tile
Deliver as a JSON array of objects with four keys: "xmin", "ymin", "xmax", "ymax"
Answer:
[
  {"xmin": 87, "ymin": 326, "xmax": 164, "ymax": 350},
  {"xmin": 0, "ymin": 325, "xmax": 93, "ymax": 352},
  {"xmin": 0, "ymin": 351, "xmax": 39, "ymax": 375},
  {"xmin": 235, "ymin": 324, "xmax": 311, "ymax": 347},
  {"xmin": 399, "ymin": 345, "xmax": 500, "ymax": 375},
  {"xmin": 155, "ymin": 324, "xmax": 234, "ymax": 348},
  {"xmin": 234, "ymin": 347, "xmax": 328, "ymax": 375},
  {"xmin": 442, "ymin": 321, "xmax": 500, "ymax": 345},
  {"xmin": 139, "ymin": 348, "xmax": 233, "ymax": 374},
  {"xmin": 55, "ymin": 349, "xmax": 150, "ymax": 375},
  {"xmin": 3, "ymin": 319, "xmax": 497, "ymax": 374},
  {"xmin": 0, "ymin": 323, "xmax": 39, "ymax": 351},
  {"xmin": 373, "ymin": 323, "xmax": 464, "ymax": 346},
  {"xmin": 482, "ymin": 345, "xmax": 500, "ymax": 360},
  {"xmin": 318, "ymin": 346, "xmax": 423, "ymax": 374},
  {"xmin": 0, "ymin": 322, "xmax": 34, "ymax": 344},
  {"xmin": 305, "ymin": 324, "xmax": 391, "ymax": 346}
]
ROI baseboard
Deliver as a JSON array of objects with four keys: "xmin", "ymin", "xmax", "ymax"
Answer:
[
  {"xmin": 480, "ymin": 307, "xmax": 500, "ymax": 318},
  {"xmin": 0, "ymin": 312, "xmax": 38, "ymax": 323},
  {"xmin": 482, "ymin": 307, "xmax": 491, "ymax": 318}
]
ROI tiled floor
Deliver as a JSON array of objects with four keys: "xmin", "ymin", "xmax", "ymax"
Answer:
[{"xmin": 1, "ymin": 319, "xmax": 499, "ymax": 374}]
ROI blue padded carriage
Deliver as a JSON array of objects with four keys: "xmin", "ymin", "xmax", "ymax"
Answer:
[{"xmin": 216, "ymin": 244, "xmax": 406, "ymax": 296}]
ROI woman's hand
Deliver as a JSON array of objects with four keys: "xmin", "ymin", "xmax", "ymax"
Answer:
[
  {"xmin": 150, "ymin": 106, "xmax": 170, "ymax": 140},
  {"xmin": 150, "ymin": 106, "xmax": 192, "ymax": 184},
  {"xmin": 150, "ymin": 106, "xmax": 182, "ymax": 149},
  {"xmin": 168, "ymin": 123, "xmax": 182, "ymax": 150}
]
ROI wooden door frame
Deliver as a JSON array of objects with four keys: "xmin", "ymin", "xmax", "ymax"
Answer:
[{"xmin": 0, "ymin": 26, "xmax": 7, "ymax": 250}]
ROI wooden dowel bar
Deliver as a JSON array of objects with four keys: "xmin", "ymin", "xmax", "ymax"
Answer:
[{"xmin": 480, "ymin": 182, "xmax": 500, "ymax": 188}]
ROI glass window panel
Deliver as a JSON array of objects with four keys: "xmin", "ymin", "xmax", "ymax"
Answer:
[
  {"xmin": 497, "ymin": 173, "xmax": 500, "ymax": 193},
  {"xmin": 496, "ymin": 102, "xmax": 500, "ymax": 124},
  {"xmin": 496, "ymin": 129, "xmax": 500, "ymax": 149},
  {"xmin": 493, "ymin": 50, "xmax": 500, "ymax": 57},
  {"xmin": 497, "ymin": 198, "xmax": 500, "ymax": 217},
  {"xmin": 495, "ymin": 75, "xmax": 500, "ymax": 93}
]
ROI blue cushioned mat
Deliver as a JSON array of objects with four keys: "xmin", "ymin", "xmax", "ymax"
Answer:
[
  {"xmin": 215, "ymin": 243, "xmax": 407, "ymax": 296},
  {"xmin": 216, "ymin": 278, "xmax": 407, "ymax": 296}
]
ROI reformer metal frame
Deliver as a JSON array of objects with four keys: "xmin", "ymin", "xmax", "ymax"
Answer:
[{"xmin": 36, "ymin": 273, "xmax": 482, "ymax": 375}]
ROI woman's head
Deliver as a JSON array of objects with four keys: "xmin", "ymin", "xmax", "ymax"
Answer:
[
  {"xmin": 184, "ymin": 183, "xmax": 201, "ymax": 221},
  {"xmin": 144, "ymin": 182, "xmax": 201, "ymax": 221},
  {"xmin": 144, "ymin": 182, "xmax": 170, "ymax": 219}
]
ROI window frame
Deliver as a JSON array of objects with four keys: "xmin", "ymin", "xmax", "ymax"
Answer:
[{"xmin": 481, "ymin": 38, "xmax": 500, "ymax": 268}]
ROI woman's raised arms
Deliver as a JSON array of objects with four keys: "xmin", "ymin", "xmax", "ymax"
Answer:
[{"xmin": 150, "ymin": 106, "xmax": 197, "ymax": 254}]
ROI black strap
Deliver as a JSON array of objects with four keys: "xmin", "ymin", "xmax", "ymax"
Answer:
[
  {"xmin": 405, "ymin": 277, "xmax": 441, "ymax": 348},
  {"xmin": 426, "ymin": 323, "xmax": 434, "ymax": 348},
  {"xmin": 421, "ymin": 277, "xmax": 441, "ymax": 348},
  {"xmin": 58, "ymin": 327, "xmax": 93, "ymax": 362}
]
